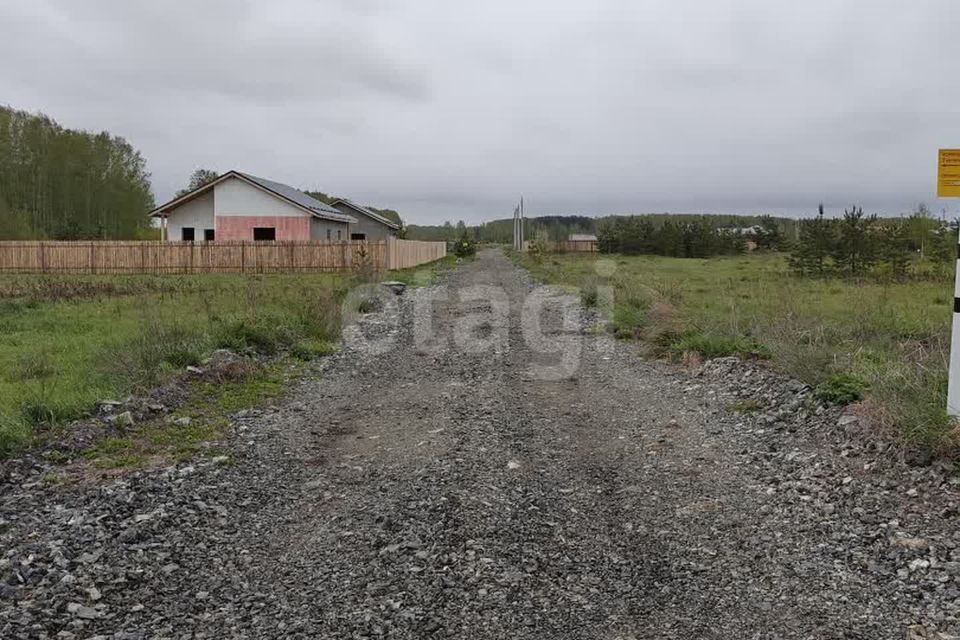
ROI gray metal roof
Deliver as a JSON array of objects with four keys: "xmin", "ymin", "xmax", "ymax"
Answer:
[
  {"xmin": 239, "ymin": 173, "xmax": 357, "ymax": 223},
  {"xmin": 330, "ymin": 199, "xmax": 401, "ymax": 229}
]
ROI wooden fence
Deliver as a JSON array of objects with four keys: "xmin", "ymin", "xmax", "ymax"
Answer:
[
  {"xmin": 0, "ymin": 239, "xmax": 446, "ymax": 274},
  {"xmin": 386, "ymin": 237, "xmax": 448, "ymax": 270},
  {"xmin": 524, "ymin": 240, "xmax": 599, "ymax": 253}
]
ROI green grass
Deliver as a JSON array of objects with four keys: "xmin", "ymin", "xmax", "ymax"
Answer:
[
  {"xmin": 515, "ymin": 251, "xmax": 957, "ymax": 453},
  {"xmin": 0, "ymin": 272, "xmax": 351, "ymax": 455},
  {"xmin": 0, "ymin": 256, "xmax": 452, "ymax": 458}
]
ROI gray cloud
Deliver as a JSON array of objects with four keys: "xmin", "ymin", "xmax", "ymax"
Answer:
[{"xmin": 1, "ymin": 0, "xmax": 959, "ymax": 223}]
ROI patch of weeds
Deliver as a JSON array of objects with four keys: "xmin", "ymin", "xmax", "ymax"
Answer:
[
  {"xmin": 188, "ymin": 362, "xmax": 292, "ymax": 415},
  {"xmin": 665, "ymin": 331, "xmax": 771, "ymax": 360},
  {"xmin": 729, "ymin": 399, "xmax": 763, "ymax": 413},
  {"xmin": 0, "ymin": 414, "xmax": 32, "ymax": 455},
  {"xmin": 815, "ymin": 373, "xmax": 868, "ymax": 404},
  {"xmin": 148, "ymin": 417, "xmax": 226, "ymax": 458},
  {"xmin": 612, "ymin": 293, "xmax": 651, "ymax": 339},
  {"xmin": 580, "ymin": 284, "xmax": 599, "ymax": 308},
  {"xmin": 41, "ymin": 471, "xmax": 68, "ymax": 485},
  {"xmin": 95, "ymin": 436, "xmax": 136, "ymax": 454},
  {"xmin": 19, "ymin": 397, "xmax": 69, "ymax": 425},
  {"xmin": 291, "ymin": 340, "xmax": 337, "ymax": 361},
  {"xmin": 213, "ymin": 315, "xmax": 300, "ymax": 355},
  {"xmin": 105, "ymin": 319, "xmax": 208, "ymax": 386}
]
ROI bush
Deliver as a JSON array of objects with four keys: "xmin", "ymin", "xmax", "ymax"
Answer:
[
  {"xmin": 580, "ymin": 285, "xmax": 599, "ymax": 308},
  {"xmin": 527, "ymin": 237, "xmax": 548, "ymax": 263},
  {"xmin": 452, "ymin": 235, "xmax": 476, "ymax": 258},
  {"xmin": 815, "ymin": 373, "xmax": 867, "ymax": 404}
]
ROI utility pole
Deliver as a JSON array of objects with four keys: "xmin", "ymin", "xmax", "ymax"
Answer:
[{"xmin": 520, "ymin": 196, "xmax": 525, "ymax": 251}]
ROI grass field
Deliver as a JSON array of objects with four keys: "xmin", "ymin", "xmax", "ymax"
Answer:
[
  {"xmin": 516, "ymin": 251, "xmax": 956, "ymax": 453},
  {"xmin": 0, "ymin": 257, "xmax": 456, "ymax": 456}
]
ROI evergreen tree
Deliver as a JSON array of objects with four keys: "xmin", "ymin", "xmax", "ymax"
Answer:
[
  {"xmin": 879, "ymin": 219, "xmax": 911, "ymax": 280},
  {"xmin": 753, "ymin": 215, "xmax": 783, "ymax": 251},
  {"xmin": 789, "ymin": 204, "xmax": 834, "ymax": 275},
  {"xmin": 831, "ymin": 205, "xmax": 878, "ymax": 276}
]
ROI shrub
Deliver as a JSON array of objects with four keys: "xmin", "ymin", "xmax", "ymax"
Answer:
[
  {"xmin": 452, "ymin": 235, "xmax": 476, "ymax": 258},
  {"xmin": 815, "ymin": 373, "xmax": 867, "ymax": 404},
  {"xmin": 527, "ymin": 237, "xmax": 548, "ymax": 263},
  {"xmin": 580, "ymin": 284, "xmax": 599, "ymax": 308}
]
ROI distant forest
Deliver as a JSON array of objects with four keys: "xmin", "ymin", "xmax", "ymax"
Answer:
[
  {"xmin": 0, "ymin": 105, "xmax": 155, "ymax": 240},
  {"xmin": 408, "ymin": 214, "xmax": 801, "ymax": 243}
]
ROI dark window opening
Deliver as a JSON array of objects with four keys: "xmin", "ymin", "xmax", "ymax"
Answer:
[
  {"xmin": 181, "ymin": 227, "xmax": 195, "ymax": 241},
  {"xmin": 351, "ymin": 233, "xmax": 366, "ymax": 241},
  {"xmin": 204, "ymin": 229, "xmax": 215, "ymax": 242},
  {"xmin": 253, "ymin": 227, "xmax": 276, "ymax": 241},
  {"xmin": 337, "ymin": 229, "xmax": 342, "ymax": 241},
  {"xmin": 326, "ymin": 229, "xmax": 331, "ymax": 240}
]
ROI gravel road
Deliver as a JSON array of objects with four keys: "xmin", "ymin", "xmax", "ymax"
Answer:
[{"xmin": 4, "ymin": 248, "xmax": 960, "ymax": 639}]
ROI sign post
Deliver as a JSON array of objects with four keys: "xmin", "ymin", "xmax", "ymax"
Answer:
[{"xmin": 939, "ymin": 150, "xmax": 960, "ymax": 415}]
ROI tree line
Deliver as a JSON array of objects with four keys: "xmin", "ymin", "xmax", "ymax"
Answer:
[
  {"xmin": 789, "ymin": 204, "xmax": 955, "ymax": 279},
  {"xmin": 407, "ymin": 213, "xmax": 798, "ymax": 247},
  {"xmin": 596, "ymin": 215, "xmax": 755, "ymax": 257},
  {"xmin": 0, "ymin": 105, "xmax": 155, "ymax": 240}
]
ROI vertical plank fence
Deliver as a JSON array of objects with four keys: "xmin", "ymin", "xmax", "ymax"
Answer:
[
  {"xmin": 385, "ymin": 237, "xmax": 448, "ymax": 270},
  {"xmin": 0, "ymin": 239, "xmax": 445, "ymax": 274}
]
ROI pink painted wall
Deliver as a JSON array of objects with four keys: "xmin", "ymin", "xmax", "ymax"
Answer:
[{"xmin": 215, "ymin": 215, "xmax": 311, "ymax": 241}]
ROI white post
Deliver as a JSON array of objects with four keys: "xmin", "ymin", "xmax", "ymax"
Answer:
[
  {"xmin": 513, "ymin": 206, "xmax": 519, "ymax": 250},
  {"xmin": 949, "ymin": 224, "xmax": 960, "ymax": 415},
  {"xmin": 520, "ymin": 196, "xmax": 524, "ymax": 250}
]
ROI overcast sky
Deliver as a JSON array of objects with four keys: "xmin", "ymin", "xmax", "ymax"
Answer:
[{"xmin": 2, "ymin": 0, "xmax": 960, "ymax": 224}]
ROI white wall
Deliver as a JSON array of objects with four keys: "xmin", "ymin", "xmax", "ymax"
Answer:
[
  {"xmin": 214, "ymin": 177, "xmax": 306, "ymax": 217},
  {"xmin": 166, "ymin": 190, "xmax": 214, "ymax": 241}
]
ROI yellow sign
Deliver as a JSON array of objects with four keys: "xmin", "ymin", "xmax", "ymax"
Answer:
[{"xmin": 939, "ymin": 149, "xmax": 960, "ymax": 197}]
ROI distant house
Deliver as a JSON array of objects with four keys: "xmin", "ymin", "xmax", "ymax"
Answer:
[
  {"xmin": 568, "ymin": 233, "xmax": 598, "ymax": 242},
  {"xmin": 150, "ymin": 171, "xmax": 357, "ymax": 242},
  {"xmin": 329, "ymin": 199, "xmax": 401, "ymax": 241}
]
